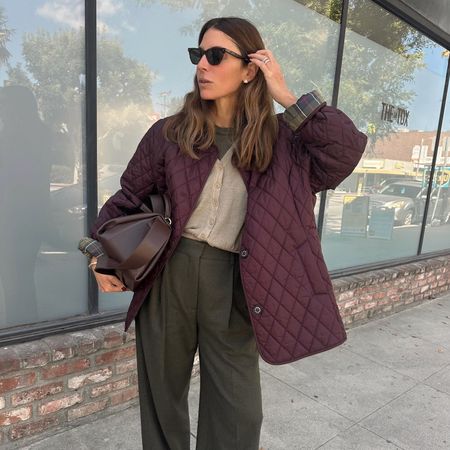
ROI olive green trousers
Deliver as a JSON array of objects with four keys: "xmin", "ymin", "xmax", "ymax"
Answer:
[{"xmin": 135, "ymin": 236, "xmax": 263, "ymax": 450}]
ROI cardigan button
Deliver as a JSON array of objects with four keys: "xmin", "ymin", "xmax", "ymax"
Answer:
[
  {"xmin": 240, "ymin": 249, "xmax": 248, "ymax": 258},
  {"xmin": 253, "ymin": 305, "xmax": 262, "ymax": 314}
]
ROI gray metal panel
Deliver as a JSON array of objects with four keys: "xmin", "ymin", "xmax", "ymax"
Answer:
[
  {"xmin": 400, "ymin": 0, "xmax": 450, "ymax": 35},
  {"xmin": 373, "ymin": 0, "xmax": 450, "ymax": 48}
]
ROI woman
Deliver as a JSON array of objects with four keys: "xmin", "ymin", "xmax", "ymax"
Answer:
[{"xmin": 81, "ymin": 16, "xmax": 367, "ymax": 450}]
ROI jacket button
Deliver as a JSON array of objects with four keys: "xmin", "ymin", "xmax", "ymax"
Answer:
[
  {"xmin": 240, "ymin": 249, "xmax": 248, "ymax": 258},
  {"xmin": 253, "ymin": 305, "xmax": 262, "ymax": 314}
]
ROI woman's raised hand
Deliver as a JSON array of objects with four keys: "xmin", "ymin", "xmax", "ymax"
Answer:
[{"xmin": 247, "ymin": 49, "xmax": 297, "ymax": 109}]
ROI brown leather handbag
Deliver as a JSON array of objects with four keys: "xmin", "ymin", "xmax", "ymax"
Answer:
[{"xmin": 94, "ymin": 193, "xmax": 172, "ymax": 291}]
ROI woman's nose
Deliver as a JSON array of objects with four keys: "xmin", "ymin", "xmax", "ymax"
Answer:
[{"xmin": 197, "ymin": 54, "xmax": 209, "ymax": 69}]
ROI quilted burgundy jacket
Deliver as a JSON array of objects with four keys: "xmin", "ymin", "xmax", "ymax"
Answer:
[{"xmin": 90, "ymin": 103, "xmax": 367, "ymax": 365}]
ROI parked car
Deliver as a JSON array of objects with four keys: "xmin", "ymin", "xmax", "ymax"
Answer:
[
  {"xmin": 368, "ymin": 181, "xmax": 450, "ymax": 226},
  {"xmin": 369, "ymin": 176, "xmax": 418, "ymax": 194}
]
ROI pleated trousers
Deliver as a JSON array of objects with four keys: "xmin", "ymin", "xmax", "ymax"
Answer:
[{"xmin": 135, "ymin": 236, "xmax": 263, "ymax": 450}]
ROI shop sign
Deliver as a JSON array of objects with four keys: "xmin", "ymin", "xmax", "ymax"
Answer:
[
  {"xmin": 363, "ymin": 159, "xmax": 384, "ymax": 169},
  {"xmin": 368, "ymin": 207, "xmax": 395, "ymax": 240},
  {"xmin": 381, "ymin": 102, "xmax": 410, "ymax": 126},
  {"xmin": 341, "ymin": 195, "xmax": 369, "ymax": 237},
  {"xmin": 435, "ymin": 170, "xmax": 450, "ymax": 188}
]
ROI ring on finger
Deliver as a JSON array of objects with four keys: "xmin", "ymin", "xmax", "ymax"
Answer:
[{"xmin": 263, "ymin": 57, "xmax": 270, "ymax": 64}]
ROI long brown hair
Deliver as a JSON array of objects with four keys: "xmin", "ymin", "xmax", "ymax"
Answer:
[{"xmin": 162, "ymin": 17, "xmax": 278, "ymax": 172}]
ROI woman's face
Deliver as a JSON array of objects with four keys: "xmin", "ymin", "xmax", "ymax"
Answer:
[{"xmin": 196, "ymin": 28, "xmax": 250, "ymax": 102}]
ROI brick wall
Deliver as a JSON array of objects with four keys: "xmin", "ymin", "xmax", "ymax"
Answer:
[
  {"xmin": 0, "ymin": 254, "xmax": 449, "ymax": 448},
  {"xmin": 335, "ymin": 256, "xmax": 450, "ymax": 325},
  {"xmin": 0, "ymin": 325, "xmax": 141, "ymax": 447}
]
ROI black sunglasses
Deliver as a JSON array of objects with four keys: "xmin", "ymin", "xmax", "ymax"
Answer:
[{"xmin": 188, "ymin": 46, "xmax": 251, "ymax": 65}]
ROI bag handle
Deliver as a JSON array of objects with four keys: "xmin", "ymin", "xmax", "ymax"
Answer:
[
  {"xmin": 120, "ymin": 188, "xmax": 171, "ymax": 219},
  {"xmin": 139, "ymin": 193, "xmax": 171, "ymax": 221}
]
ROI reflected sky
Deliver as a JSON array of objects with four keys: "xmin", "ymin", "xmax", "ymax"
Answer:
[{"xmin": 0, "ymin": 1, "xmax": 199, "ymax": 101}]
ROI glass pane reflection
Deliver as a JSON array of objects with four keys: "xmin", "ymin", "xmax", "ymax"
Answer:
[
  {"xmin": 321, "ymin": 0, "xmax": 449, "ymax": 270},
  {"xmin": 422, "ymin": 89, "xmax": 450, "ymax": 253},
  {"xmin": 0, "ymin": 1, "xmax": 86, "ymax": 328}
]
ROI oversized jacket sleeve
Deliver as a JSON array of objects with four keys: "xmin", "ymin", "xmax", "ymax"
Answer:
[
  {"xmin": 285, "ymin": 90, "xmax": 368, "ymax": 194},
  {"xmin": 89, "ymin": 119, "xmax": 163, "ymax": 240}
]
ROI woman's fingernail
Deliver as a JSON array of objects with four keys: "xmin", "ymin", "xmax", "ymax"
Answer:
[{"xmin": 121, "ymin": 287, "xmax": 127, "ymax": 291}]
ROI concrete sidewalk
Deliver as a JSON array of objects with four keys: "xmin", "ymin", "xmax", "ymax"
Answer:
[{"xmin": 16, "ymin": 293, "xmax": 450, "ymax": 450}]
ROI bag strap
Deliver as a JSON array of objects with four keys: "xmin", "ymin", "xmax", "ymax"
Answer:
[{"xmin": 139, "ymin": 193, "xmax": 171, "ymax": 219}]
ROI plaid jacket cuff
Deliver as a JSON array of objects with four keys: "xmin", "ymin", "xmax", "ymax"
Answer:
[
  {"xmin": 283, "ymin": 89, "xmax": 326, "ymax": 132},
  {"xmin": 78, "ymin": 237, "xmax": 105, "ymax": 260}
]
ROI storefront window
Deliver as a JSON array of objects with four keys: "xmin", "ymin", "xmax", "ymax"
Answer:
[
  {"xmin": 0, "ymin": 1, "xmax": 86, "ymax": 328},
  {"xmin": 0, "ymin": 0, "xmax": 448, "ymax": 332},
  {"xmin": 422, "ymin": 84, "xmax": 450, "ymax": 252},
  {"xmin": 96, "ymin": 0, "xmax": 342, "ymax": 311},
  {"xmin": 321, "ymin": 0, "xmax": 449, "ymax": 270}
]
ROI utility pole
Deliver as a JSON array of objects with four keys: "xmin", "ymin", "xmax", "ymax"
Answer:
[{"xmin": 157, "ymin": 91, "xmax": 171, "ymax": 118}]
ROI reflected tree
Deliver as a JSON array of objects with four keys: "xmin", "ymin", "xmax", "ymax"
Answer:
[
  {"xmin": 135, "ymin": 0, "xmax": 436, "ymax": 152},
  {"xmin": 5, "ymin": 28, "xmax": 156, "ymax": 168},
  {"xmin": 166, "ymin": 95, "xmax": 185, "ymax": 115},
  {"xmin": 0, "ymin": 6, "xmax": 13, "ymax": 67}
]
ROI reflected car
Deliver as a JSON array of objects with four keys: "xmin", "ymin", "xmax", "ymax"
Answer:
[{"xmin": 368, "ymin": 181, "xmax": 450, "ymax": 226}]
